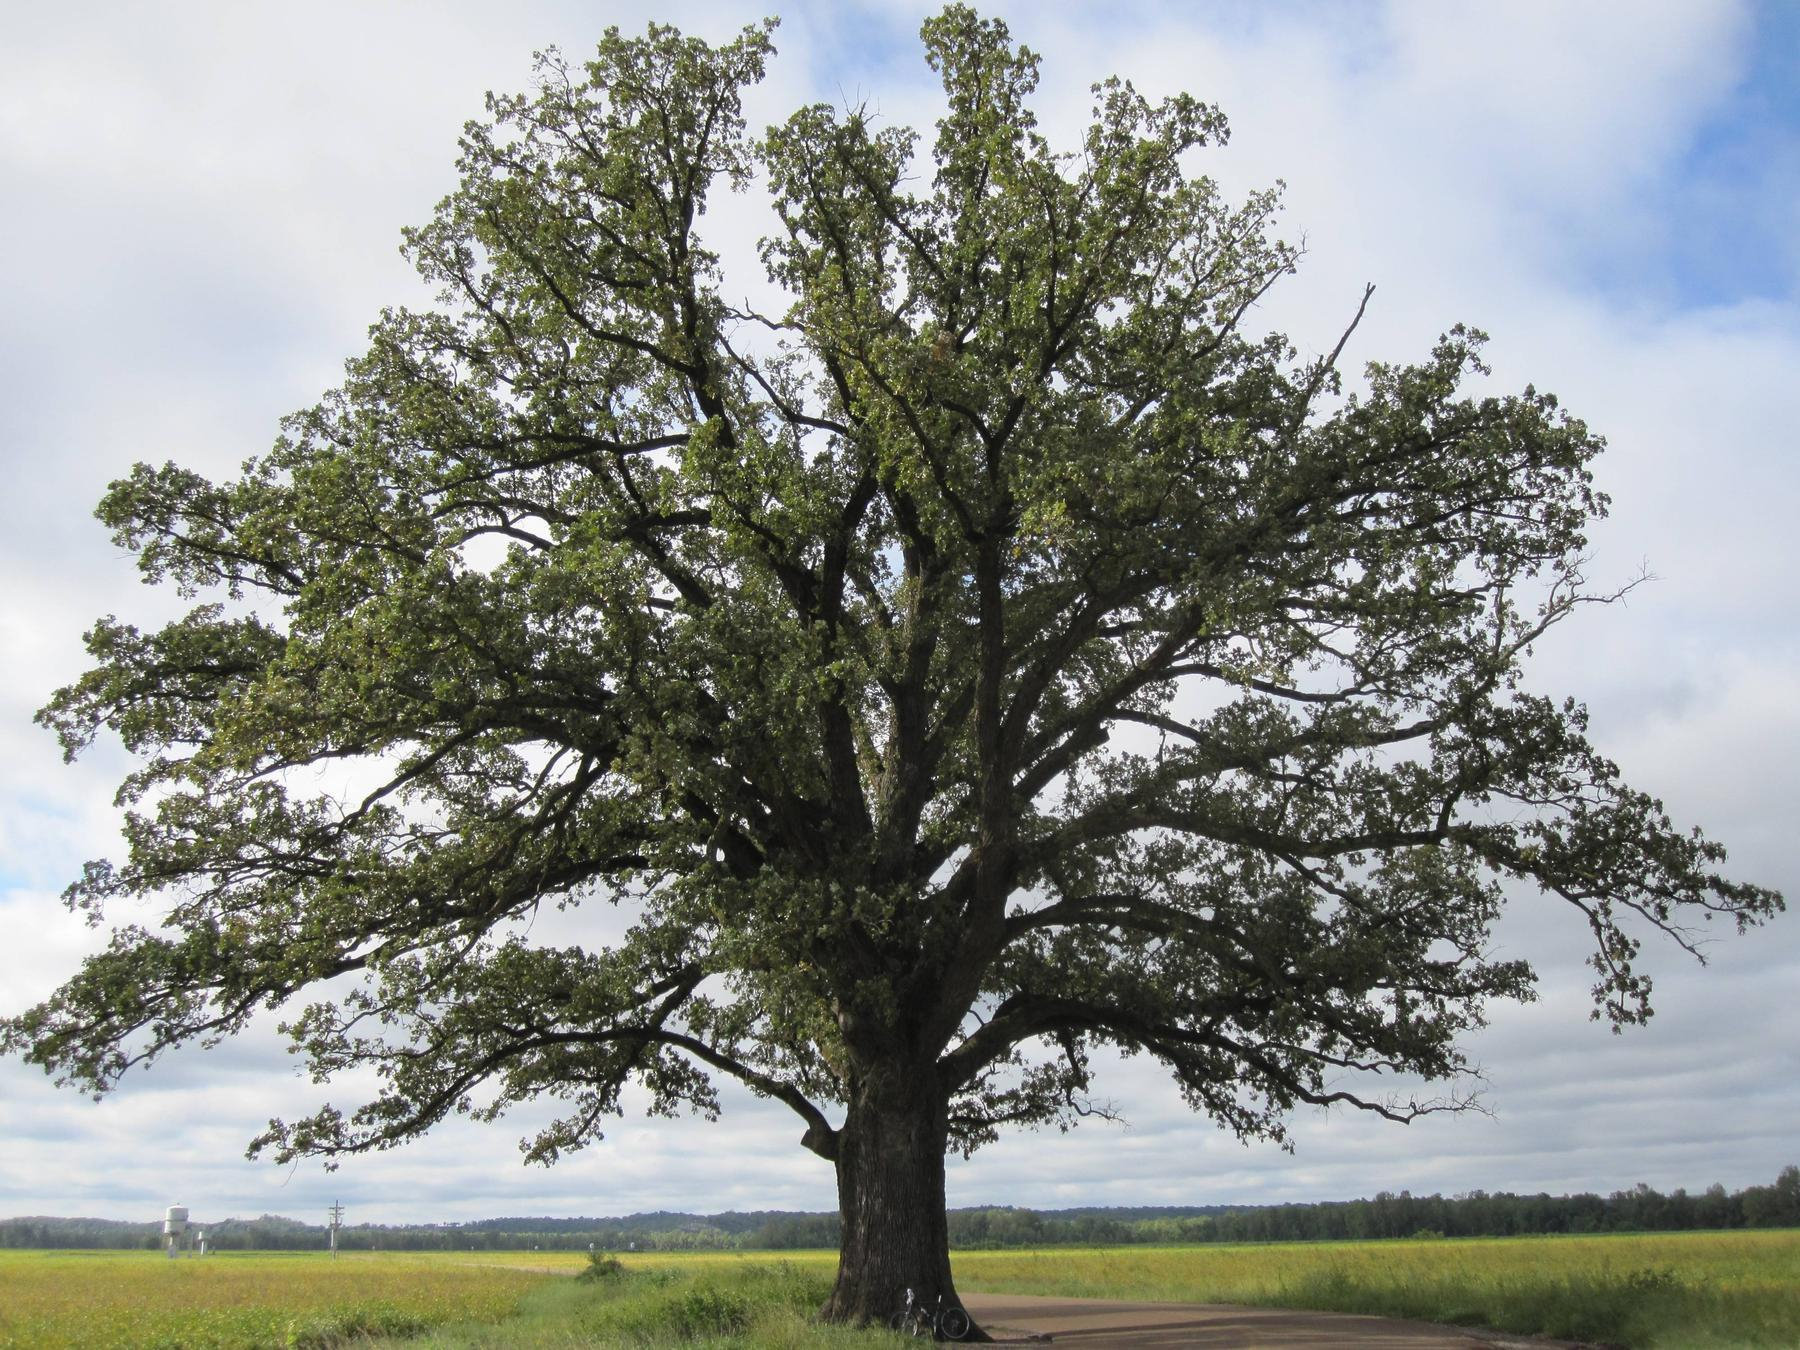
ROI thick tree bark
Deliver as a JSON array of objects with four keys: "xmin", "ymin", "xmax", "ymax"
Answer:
[{"xmin": 821, "ymin": 1064, "xmax": 984, "ymax": 1337}]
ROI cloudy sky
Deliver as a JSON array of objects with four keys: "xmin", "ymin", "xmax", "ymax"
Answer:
[{"xmin": 2, "ymin": 1, "xmax": 1795, "ymax": 1229}]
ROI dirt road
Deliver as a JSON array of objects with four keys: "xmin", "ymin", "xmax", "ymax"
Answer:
[{"xmin": 960, "ymin": 1292, "xmax": 1581, "ymax": 1348}]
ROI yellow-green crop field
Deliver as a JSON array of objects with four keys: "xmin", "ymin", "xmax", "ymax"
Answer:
[
  {"xmin": 3, "ymin": 1231, "xmax": 1799, "ymax": 1348},
  {"xmin": 957, "ymin": 1228, "xmax": 1800, "ymax": 1300},
  {"xmin": 0, "ymin": 1251, "xmax": 547, "ymax": 1350}
]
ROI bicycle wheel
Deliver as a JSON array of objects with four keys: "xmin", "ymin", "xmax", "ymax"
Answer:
[
  {"xmin": 888, "ymin": 1310, "xmax": 912, "ymax": 1333},
  {"xmin": 939, "ymin": 1306, "xmax": 972, "ymax": 1340}
]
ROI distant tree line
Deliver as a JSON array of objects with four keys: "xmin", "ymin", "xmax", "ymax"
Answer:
[
  {"xmin": 1127, "ymin": 1166, "xmax": 1800, "ymax": 1246},
  {"xmin": 6, "ymin": 1167, "xmax": 1796, "ymax": 1251}
]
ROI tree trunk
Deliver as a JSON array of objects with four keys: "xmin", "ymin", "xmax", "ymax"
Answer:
[{"xmin": 821, "ymin": 1066, "xmax": 984, "ymax": 1337}]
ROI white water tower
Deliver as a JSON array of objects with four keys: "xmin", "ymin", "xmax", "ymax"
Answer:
[{"xmin": 163, "ymin": 1206, "xmax": 189, "ymax": 1259}]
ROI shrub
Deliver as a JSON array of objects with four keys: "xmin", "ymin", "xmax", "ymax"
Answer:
[{"xmin": 578, "ymin": 1251, "xmax": 627, "ymax": 1282}]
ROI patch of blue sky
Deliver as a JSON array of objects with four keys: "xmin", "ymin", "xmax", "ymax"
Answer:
[
  {"xmin": 787, "ymin": 1, "xmax": 923, "ymax": 105},
  {"xmin": 2, "ymin": 858, "xmax": 69, "ymax": 898},
  {"xmin": 1, "ymin": 793, "xmax": 100, "ymax": 893},
  {"xmin": 1582, "ymin": 1, "xmax": 1799, "ymax": 313}
]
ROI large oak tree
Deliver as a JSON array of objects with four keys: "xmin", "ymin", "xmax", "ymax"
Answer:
[{"xmin": 5, "ymin": 8, "xmax": 1781, "ymax": 1328}]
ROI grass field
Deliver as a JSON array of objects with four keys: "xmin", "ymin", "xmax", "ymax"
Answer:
[
  {"xmin": 0, "ymin": 1251, "xmax": 547, "ymax": 1350},
  {"xmin": 3, "ymin": 1231, "xmax": 1797, "ymax": 1348},
  {"xmin": 954, "ymin": 1231, "xmax": 1800, "ymax": 1347}
]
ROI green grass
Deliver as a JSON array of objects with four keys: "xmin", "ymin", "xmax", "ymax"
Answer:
[
  {"xmin": 3, "ymin": 1232, "xmax": 1796, "ymax": 1348},
  {"xmin": 357, "ymin": 1256, "xmax": 887, "ymax": 1349}
]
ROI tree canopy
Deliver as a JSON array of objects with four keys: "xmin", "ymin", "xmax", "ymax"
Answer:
[{"xmin": 4, "ymin": 6, "xmax": 1780, "ymax": 1326}]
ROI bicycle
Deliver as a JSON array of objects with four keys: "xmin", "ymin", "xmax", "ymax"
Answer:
[{"xmin": 888, "ymin": 1285, "xmax": 972, "ymax": 1340}]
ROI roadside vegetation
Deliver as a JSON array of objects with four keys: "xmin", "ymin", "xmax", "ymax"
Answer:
[{"xmin": 3, "ymin": 1231, "xmax": 1797, "ymax": 1348}]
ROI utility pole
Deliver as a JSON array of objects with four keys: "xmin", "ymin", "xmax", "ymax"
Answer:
[{"xmin": 328, "ymin": 1202, "xmax": 344, "ymax": 1260}]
